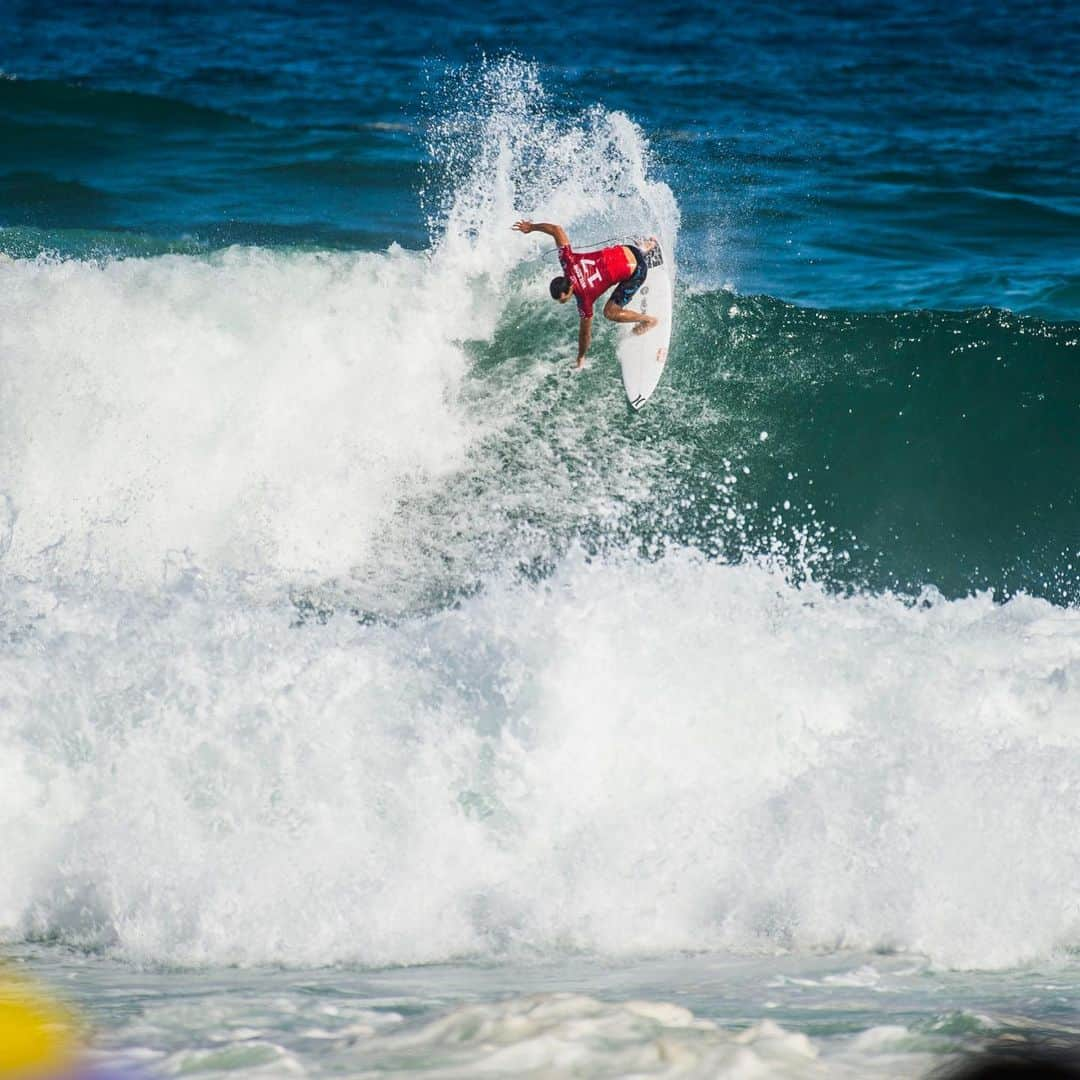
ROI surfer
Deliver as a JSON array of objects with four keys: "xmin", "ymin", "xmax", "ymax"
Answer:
[{"xmin": 512, "ymin": 220, "xmax": 658, "ymax": 370}]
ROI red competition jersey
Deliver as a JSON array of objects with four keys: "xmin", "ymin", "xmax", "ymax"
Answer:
[{"xmin": 558, "ymin": 244, "xmax": 633, "ymax": 318}]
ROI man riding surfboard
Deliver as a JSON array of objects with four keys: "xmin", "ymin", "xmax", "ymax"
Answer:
[{"xmin": 512, "ymin": 220, "xmax": 658, "ymax": 370}]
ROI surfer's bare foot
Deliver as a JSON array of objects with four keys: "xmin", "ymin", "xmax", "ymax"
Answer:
[
  {"xmin": 573, "ymin": 357, "xmax": 586, "ymax": 370},
  {"xmin": 633, "ymin": 315, "xmax": 658, "ymax": 336},
  {"xmin": 640, "ymin": 236, "xmax": 658, "ymax": 254}
]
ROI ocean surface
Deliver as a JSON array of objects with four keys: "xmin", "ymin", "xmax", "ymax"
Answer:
[{"xmin": 2, "ymin": 1, "xmax": 1079, "ymax": 1076}]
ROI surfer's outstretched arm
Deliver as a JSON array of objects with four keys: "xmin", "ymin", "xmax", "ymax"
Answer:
[
  {"xmin": 512, "ymin": 220, "xmax": 569, "ymax": 247},
  {"xmin": 575, "ymin": 316, "xmax": 592, "ymax": 370}
]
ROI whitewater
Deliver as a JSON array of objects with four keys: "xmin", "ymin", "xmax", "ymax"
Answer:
[{"xmin": 3, "ymin": 53, "xmax": 1080, "ymax": 1079}]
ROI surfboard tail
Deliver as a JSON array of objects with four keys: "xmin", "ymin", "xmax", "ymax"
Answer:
[{"xmin": 632, "ymin": 238, "xmax": 665, "ymax": 269}]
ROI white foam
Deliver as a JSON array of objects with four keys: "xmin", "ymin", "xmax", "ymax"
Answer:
[
  {"xmin": 0, "ymin": 246, "xmax": 477, "ymax": 583},
  {"xmin": 348, "ymin": 995, "xmax": 827, "ymax": 1078},
  {"xmin": 106, "ymin": 988, "xmax": 926, "ymax": 1079},
  {"xmin": 3, "ymin": 551, "xmax": 1079, "ymax": 969}
]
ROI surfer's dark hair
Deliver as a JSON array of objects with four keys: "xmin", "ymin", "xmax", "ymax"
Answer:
[{"xmin": 549, "ymin": 275, "xmax": 571, "ymax": 300}]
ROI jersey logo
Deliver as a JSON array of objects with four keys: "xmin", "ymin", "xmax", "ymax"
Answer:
[{"xmin": 578, "ymin": 258, "xmax": 603, "ymax": 287}]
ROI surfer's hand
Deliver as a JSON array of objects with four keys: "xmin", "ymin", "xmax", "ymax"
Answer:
[{"xmin": 512, "ymin": 220, "xmax": 532, "ymax": 234}]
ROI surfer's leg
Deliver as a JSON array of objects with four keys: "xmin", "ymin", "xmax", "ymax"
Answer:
[{"xmin": 603, "ymin": 297, "xmax": 658, "ymax": 333}]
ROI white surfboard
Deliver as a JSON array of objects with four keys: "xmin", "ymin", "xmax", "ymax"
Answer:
[{"xmin": 617, "ymin": 239, "xmax": 673, "ymax": 410}]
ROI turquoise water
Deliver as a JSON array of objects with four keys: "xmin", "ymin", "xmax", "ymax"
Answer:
[
  {"xmin": 2, "ymin": 3, "xmax": 1079, "ymax": 1076},
  {"xmin": 13, "ymin": 943, "xmax": 1080, "ymax": 1077}
]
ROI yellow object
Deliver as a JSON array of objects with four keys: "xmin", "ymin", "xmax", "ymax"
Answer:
[{"xmin": 0, "ymin": 974, "xmax": 78, "ymax": 1077}]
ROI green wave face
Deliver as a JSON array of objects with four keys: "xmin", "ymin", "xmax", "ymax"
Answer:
[{"xmin": 467, "ymin": 286, "xmax": 1080, "ymax": 604}]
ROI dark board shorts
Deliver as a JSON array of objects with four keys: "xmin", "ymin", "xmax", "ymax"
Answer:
[{"xmin": 610, "ymin": 245, "xmax": 647, "ymax": 307}]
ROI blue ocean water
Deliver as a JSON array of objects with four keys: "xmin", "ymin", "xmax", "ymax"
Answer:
[
  {"xmin": 4, "ymin": 0, "xmax": 1078, "ymax": 314},
  {"xmin": 2, "ymin": 2, "xmax": 1080, "ymax": 1077}
]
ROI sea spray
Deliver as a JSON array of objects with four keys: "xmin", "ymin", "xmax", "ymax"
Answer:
[{"xmin": 424, "ymin": 58, "xmax": 678, "ymax": 273}]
